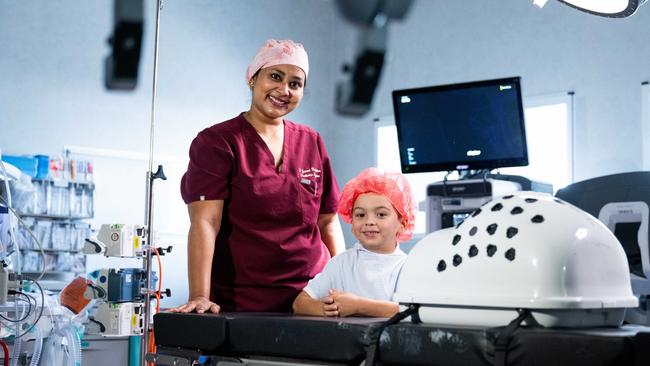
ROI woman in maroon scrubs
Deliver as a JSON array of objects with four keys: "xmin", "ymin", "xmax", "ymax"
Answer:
[{"xmin": 170, "ymin": 40, "xmax": 345, "ymax": 313}]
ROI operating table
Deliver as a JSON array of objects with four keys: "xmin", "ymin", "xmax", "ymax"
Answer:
[{"xmin": 149, "ymin": 312, "xmax": 650, "ymax": 366}]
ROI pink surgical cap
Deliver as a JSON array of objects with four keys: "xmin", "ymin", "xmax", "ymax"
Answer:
[
  {"xmin": 245, "ymin": 39, "xmax": 309, "ymax": 82},
  {"xmin": 338, "ymin": 168, "xmax": 416, "ymax": 242}
]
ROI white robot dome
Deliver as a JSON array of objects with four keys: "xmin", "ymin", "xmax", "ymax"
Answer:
[{"xmin": 395, "ymin": 191, "xmax": 638, "ymax": 327}]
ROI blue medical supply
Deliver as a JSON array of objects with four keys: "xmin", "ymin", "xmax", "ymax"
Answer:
[
  {"xmin": 34, "ymin": 155, "xmax": 50, "ymax": 179},
  {"xmin": 1, "ymin": 155, "xmax": 38, "ymax": 178},
  {"xmin": 0, "ymin": 205, "xmax": 10, "ymax": 259},
  {"xmin": 90, "ymin": 268, "xmax": 158, "ymax": 302}
]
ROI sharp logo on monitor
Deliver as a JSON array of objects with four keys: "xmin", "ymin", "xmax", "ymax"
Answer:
[
  {"xmin": 400, "ymin": 96, "xmax": 411, "ymax": 103},
  {"xmin": 499, "ymin": 85, "xmax": 512, "ymax": 91},
  {"xmin": 466, "ymin": 149, "xmax": 481, "ymax": 157}
]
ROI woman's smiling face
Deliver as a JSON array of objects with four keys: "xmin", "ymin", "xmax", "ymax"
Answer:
[{"xmin": 250, "ymin": 64, "xmax": 306, "ymax": 120}]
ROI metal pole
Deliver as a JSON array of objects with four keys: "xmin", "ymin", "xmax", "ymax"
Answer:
[
  {"xmin": 142, "ymin": 0, "xmax": 163, "ymax": 364},
  {"xmin": 568, "ymin": 91, "xmax": 576, "ymax": 184}
]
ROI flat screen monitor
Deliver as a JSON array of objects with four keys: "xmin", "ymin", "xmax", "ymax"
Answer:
[{"xmin": 391, "ymin": 76, "xmax": 528, "ymax": 173}]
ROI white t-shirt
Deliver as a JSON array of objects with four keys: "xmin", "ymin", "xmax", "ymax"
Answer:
[{"xmin": 303, "ymin": 243, "xmax": 407, "ymax": 301}]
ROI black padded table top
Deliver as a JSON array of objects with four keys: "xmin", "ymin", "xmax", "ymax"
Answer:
[
  {"xmin": 378, "ymin": 323, "xmax": 650, "ymax": 366},
  {"xmin": 154, "ymin": 312, "xmax": 229, "ymax": 352},
  {"xmin": 228, "ymin": 313, "xmax": 385, "ymax": 364},
  {"xmin": 154, "ymin": 312, "xmax": 386, "ymax": 364},
  {"xmin": 153, "ymin": 312, "xmax": 650, "ymax": 366}
]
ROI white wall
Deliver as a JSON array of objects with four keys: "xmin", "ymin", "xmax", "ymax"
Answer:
[
  {"xmin": 0, "ymin": 0, "xmax": 343, "ymax": 154},
  {"xmin": 329, "ymin": 1, "xmax": 650, "ymax": 246},
  {"xmin": 332, "ymin": 0, "xmax": 650, "ymax": 187},
  {"xmin": 1, "ymin": 0, "xmax": 649, "ymax": 307}
]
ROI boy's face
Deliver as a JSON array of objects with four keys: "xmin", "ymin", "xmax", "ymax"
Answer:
[{"xmin": 351, "ymin": 193, "xmax": 405, "ymax": 254}]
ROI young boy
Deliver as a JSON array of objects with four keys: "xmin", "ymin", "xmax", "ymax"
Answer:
[{"xmin": 293, "ymin": 167, "xmax": 416, "ymax": 317}]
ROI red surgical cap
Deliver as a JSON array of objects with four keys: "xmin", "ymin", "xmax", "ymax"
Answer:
[{"xmin": 338, "ymin": 167, "xmax": 416, "ymax": 242}]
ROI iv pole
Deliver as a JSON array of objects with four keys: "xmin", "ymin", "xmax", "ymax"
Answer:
[{"xmin": 142, "ymin": 0, "xmax": 164, "ymax": 364}]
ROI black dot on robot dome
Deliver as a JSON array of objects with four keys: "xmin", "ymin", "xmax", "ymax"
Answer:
[
  {"xmin": 453, "ymin": 254, "xmax": 462, "ymax": 267},
  {"xmin": 531, "ymin": 215, "xmax": 545, "ymax": 223},
  {"xmin": 491, "ymin": 203, "xmax": 504, "ymax": 212},
  {"xmin": 487, "ymin": 244, "xmax": 497, "ymax": 257},
  {"xmin": 503, "ymin": 195, "xmax": 514, "ymax": 199},
  {"xmin": 471, "ymin": 208, "xmax": 482, "ymax": 217},
  {"xmin": 469, "ymin": 226, "xmax": 478, "ymax": 236},
  {"xmin": 506, "ymin": 227, "xmax": 518, "ymax": 239},
  {"xmin": 505, "ymin": 248, "xmax": 516, "ymax": 261},
  {"xmin": 452, "ymin": 234, "xmax": 462, "ymax": 245},
  {"xmin": 437, "ymin": 260, "xmax": 447, "ymax": 272},
  {"xmin": 510, "ymin": 206, "xmax": 524, "ymax": 215},
  {"xmin": 468, "ymin": 245, "xmax": 478, "ymax": 257},
  {"xmin": 486, "ymin": 223, "xmax": 498, "ymax": 235},
  {"xmin": 525, "ymin": 198, "xmax": 538, "ymax": 203}
]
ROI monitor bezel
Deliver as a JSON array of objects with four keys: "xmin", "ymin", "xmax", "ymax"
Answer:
[{"xmin": 391, "ymin": 76, "xmax": 529, "ymax": 174}]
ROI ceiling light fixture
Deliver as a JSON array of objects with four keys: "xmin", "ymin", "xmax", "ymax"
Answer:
[
  {"xmin": 557, "ymin": 0, "xmax": 647, "ymax": 17},
  {"xmin": 533, "ymin": 0, "xmax": 549, "ymax": 8}
]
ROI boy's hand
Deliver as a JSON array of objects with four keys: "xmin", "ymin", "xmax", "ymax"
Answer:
[
  {"xmin": 319, "ymin": 295, "xmax": 339, "ymax": 317},
  {"xmin": 328, "ymin": 289, "xmax": 360, "ymax": 317}
]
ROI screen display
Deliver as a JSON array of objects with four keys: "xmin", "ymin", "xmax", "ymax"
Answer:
[
  {"xmin": 392, "ymin": 77, "xmax": 528, "ymax": 173},
  {"xmin": 614, "ymin": 221, "xmax": 643, "ymax": 278}
]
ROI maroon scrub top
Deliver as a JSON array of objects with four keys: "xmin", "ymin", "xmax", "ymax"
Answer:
[{"xmin": 180, "ymin": 114, "xmax": 340, "ymax": 312}]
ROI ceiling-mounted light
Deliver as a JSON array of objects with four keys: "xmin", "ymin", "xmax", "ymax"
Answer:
[
  {"xmin": 557, "ymin": 0, "xmax": 647, "ymax": 17},
  {"xmin": 334, "ymin": 0, "xmax": 413, "ymax": 116}
]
